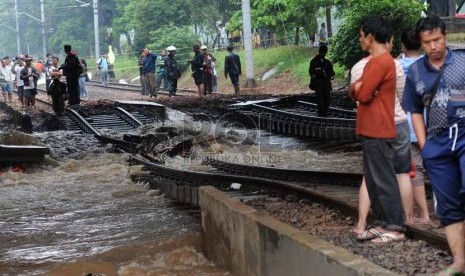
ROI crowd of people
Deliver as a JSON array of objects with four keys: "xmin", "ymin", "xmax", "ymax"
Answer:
[
  {"xmin": 339, "ymin": 15, "xmax": 464, "ymax": 276},
  {"xmin": 137, "ymin": 43, "xmax": 241, "ymax": 97},
  {"xmin": 0, "ymin": 44, "xmax": 88, "ymax": 115}
]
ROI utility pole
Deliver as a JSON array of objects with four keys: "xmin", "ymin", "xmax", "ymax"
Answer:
[
  {"xmin": 241, "ymin": 0, "xmax": 256, "ymax": 88},
  {"xmin": 93, "ymin": 0, "xmax": 100, "ymax": 59},
  {"xmin": 14, "ymin": 0, "xmax": 20, "ymax": 54},
  {"xmin": 40, "ymin": 0, "xmax": 46, "ymax": 59}
]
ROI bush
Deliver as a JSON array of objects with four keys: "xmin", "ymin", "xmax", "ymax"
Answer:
[{"xmin": 330, "ymin": 0, "xmax": 422, "ymax": 70}]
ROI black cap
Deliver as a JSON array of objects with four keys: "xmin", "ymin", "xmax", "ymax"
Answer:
[
  {"xmin": 64, "ymin": 45, "xmax": 72, "ymax": 52},
  {"xmin": 25, "ymin": 57, "xmax": 33, "ymax": 62}
]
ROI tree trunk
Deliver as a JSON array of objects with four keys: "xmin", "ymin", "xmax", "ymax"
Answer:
[
  {"xmin": 326, "ymin": 6, "xmax": 333, "ymax": 38},
  {"xmin": 294, "ymin": 27, "xmax": 300, "ymax": 45}
]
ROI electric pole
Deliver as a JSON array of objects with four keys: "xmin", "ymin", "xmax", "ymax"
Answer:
[
  {"xmin": 93, "ymin": 0, "xmax": 100, "ymax": 59},
  {"xmin": 241, "ymin": 0, "xmax": 256, "ymax": 88},
  {"xmin": 40, "ymin": 0, "xmax": 46, "ymax": 59},
  {"xmin": 14, "ymin": 0, "xmax": 20, "ymax": 54}
]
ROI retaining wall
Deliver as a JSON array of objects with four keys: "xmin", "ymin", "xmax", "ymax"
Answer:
[{"xmin": 199, "ymin": 186, "xmax": 398, "ymax": 276}]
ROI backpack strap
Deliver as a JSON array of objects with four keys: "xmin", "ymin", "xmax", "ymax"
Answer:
[{"xmin": 425, "ymin": 65, "xmax": 446, "ymax": 128}]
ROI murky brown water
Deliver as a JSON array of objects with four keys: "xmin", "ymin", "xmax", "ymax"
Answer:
[{"xmin": 0, "ymin": 153, "xmax": 213, "ymax": 276}]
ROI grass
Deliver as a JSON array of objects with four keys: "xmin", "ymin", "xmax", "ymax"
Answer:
[{"xmin": 447, "ymin": 32, "xmax": 465, "ymax": 43}]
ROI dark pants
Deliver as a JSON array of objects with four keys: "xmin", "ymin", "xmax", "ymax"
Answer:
[
  {"xmin": 51, "ymin": 95, "xmax": 65, "ymax": 115},
  {"xmin": 360, "ymin": 136, "xmax": 405, "ymax": 232},
  {"xmin": 315, "ymin": 82, "xmax": 331, "ymax": 117},
  {"xmin": 66, "ymin": 76, "xmax": 80, "ymax": 106},
  {"xmin": 46, "ymin": 79, "xmax": 51, "ymax": 92},
  {"xmin": 145, "ymin": 72, "xmax": 157, "ymax": 96},
  {"xmin": 140, "ymin": 74, "xmax": 146, "ymax": 95},
  {"xmin": 204, "ymin": 73, "xmax": 213, "ymax": 94},
  {"xmin": 156, "ymin": 70, "xmax": 167, "ymax": 91},
  {"xmin": 423, "ymin": 123, "xmax": 465, "ymax": 226},
  {"xmin": 166, "ymin": 76, "xmax": 178, "ymax": 96}
]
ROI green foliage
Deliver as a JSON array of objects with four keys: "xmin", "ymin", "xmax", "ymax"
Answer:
[
  {"xmin": 147, "ymin": 25, "xmax": 201, "ymax": 72},
  {"xmin": 330, "ymin": 0, "xmax": 422, "ymax": 70}
]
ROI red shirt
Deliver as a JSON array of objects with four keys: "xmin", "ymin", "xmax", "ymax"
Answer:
[{"xmin": 350, "ymin": 53, "xmax": 396, "ymax": 138}]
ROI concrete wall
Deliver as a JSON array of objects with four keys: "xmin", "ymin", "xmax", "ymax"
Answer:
[{"xmin": 199, "ymin": 186, "xmax": 398, "ymax": 276}]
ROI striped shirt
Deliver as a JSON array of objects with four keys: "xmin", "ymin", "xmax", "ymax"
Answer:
[{"xmin": 350, "ymin": 56, "xmax": 407, "ymax": 123}]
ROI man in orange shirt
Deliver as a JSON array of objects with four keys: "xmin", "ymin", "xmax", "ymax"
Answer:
[{"xmin": 350, "ymin": 16, "xmax": 405, "ymax": 243}]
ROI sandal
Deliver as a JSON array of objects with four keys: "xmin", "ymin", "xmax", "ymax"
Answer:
[
  {"xmin": 356, "ymin": 228, "xmax": 382, "ymax": 241},
  {"xmin": 436, "ymin": 267, "xmax": 465, "ymax": 276},
  {"xmin": 371, "ymin": 232, "xmax": 405, "ymax": 244}
]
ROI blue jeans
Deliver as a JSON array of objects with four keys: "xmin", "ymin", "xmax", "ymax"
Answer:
[
  {"xmin": 1, "ymin": 82, "xmax": 13, "ymax": 94},
  {"xmin": 79, "ymin": 76, "xmax": 88, "ymax": 98},
  {"xmin": 101, "ymin": 69, "xmax": 108, "ymax": 85}
]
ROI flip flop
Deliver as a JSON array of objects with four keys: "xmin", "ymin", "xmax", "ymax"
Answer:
[
  {"xmin": 436, "ymin": 267, "xmax": 465, "ymax": 276},
  {"xmin": 371, "ymin": 232, "xmax": 405, "ymax": 244},
  {"xmin": 356, "ymin": 228, "xmax": 382, "ymax": 241}
]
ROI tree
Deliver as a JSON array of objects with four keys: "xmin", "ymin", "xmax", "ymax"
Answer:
[
  {"xmin": 147, "ymin": 25, "xmax": 200, "ymax": 72},
  {"xmin": 330, "ymin": 0, "xmax": 422, "ymax": 70},
  {"xmin": 228, "ymin": 0, "xmax": 332, "ymax": 45}
]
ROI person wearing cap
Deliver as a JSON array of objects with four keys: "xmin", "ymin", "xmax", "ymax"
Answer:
[
  {"xmin": 20, "ymin": 58, "xmax": 40, "ymax": 110},
  {"xmin": 201, "ymin": 45, "xmax": 216, "ymax": 95},
  {"xmin": 0, "ymin": 57, "xmax": 15, "ymax": 103},
  {"xmin": 60, "ymin": 45, "xmax": 81, "ymax": 106},
  {"xmin": 165, "ymin": 46, "xmax": 181, "ymax": 96},
  {"xmin": 189, "ymin": 45, "xmax": 204, "ymax": 96}
]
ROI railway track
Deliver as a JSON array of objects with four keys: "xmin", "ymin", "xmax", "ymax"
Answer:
[
  {"xmin": 230, "ymin": 97, "xmax": 357, "ymax": 140},
  {"xmin": 86, "ymin": 80, "xmax": 198, "ymax": 96},
  {"xmin": 30, "ymin": 88, "xmax": 164, "ymax": 135},
  {"xmin": 128, "ymin": 154, "xmax": 447, "ymax": 251}
]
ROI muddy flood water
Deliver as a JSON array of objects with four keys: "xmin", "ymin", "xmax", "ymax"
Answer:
[
  {"xmin": 0, "ymin": 147, "xmax": 228, "ymax": 275},
  {"xmin": 0, "ymin": 106, "xmax": 362, "ymax": 276}
]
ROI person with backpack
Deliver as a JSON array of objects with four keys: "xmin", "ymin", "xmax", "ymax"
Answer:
[
  {"xmin": 201, "ymin": 45, "xmax": 215, "ymax": 95},
  {"xmin": 224, "ymin": 45, "xmax": 241, "ymax": 95},
  {"xmin": 79, "ymin": 58, "xmax": 88, "ymax": 99},
  {"xmin": 59, "ymin": 45, "xmax": 82, "ymax": 106},
  {"xmin": 97, "ymin": 53, "xmax": 109, "ymax": 86}
]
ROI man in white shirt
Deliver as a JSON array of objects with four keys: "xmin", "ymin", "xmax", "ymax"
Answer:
[{"xmin": 0, "ymin": 58, "xmax": 15, "ymax": 103}]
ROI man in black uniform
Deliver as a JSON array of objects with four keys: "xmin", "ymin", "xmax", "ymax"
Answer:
[
  {"xmin": 309, "ymin": 45, "xmax": 335, "ymax": 117},
  {"xmin": 60, "ymin": 45, "xmax": 81, "ymax": 106},
  {"xmin": 165, "ymin": 46, "xmax": 181, "ymax": 96},
  {"xmin": 190, "ymin": 45, "xmax": 204, "ymax": 96},
  {"xmin": 224, "ymin": 45, "xmax": 242, "ymax": 95}
]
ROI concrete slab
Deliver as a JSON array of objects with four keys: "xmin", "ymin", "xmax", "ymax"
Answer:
[
  {"xmin": 199, "ymin": 186, "xmax": 398, "ymax": 276},
  {"xmin": 0, "ymin": 145, "xmax": 49, "ymax": 163}
]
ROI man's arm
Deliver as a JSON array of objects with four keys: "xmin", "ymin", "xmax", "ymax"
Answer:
[
  {"xmin": 237, "ymin": 55, "xmax": 241, "ymax": 75},
  {"xmin": 411, "ymin": 113, "xmax": 427, "ymax": 149},
  {"xmin": 224, "ymin": 55, "xmax": 230, "ymax": 78},
  {"xmin": 354, "ymin": 61, "xmax": 385, "ymax": 103}
]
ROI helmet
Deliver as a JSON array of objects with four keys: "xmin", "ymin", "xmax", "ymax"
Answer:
[
  {"xmin": 200, "ymin": 45, "xmax": 207, "ymax": 50},
  {"xmin": 166, "ymin": 46, "xmax": 176, "ymax": 51}
]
